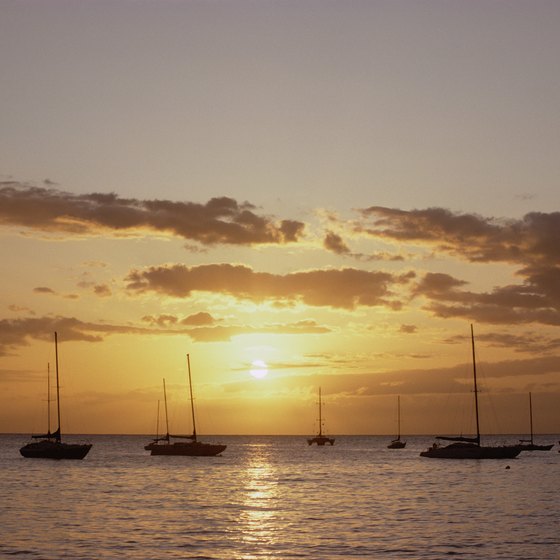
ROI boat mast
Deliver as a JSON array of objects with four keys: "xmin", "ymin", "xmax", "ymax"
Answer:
[
  {"xmin": 156, "ymin": 399, "xmax": 160, "ymax": 441},
  {"xmin": 163, "ymin": 378, "xmax": 170, "ymax": 441},
  {"xmin": 187, "ymin": 354, "xmax": 197, "ymax": 442},
  {"xmin": 470, "ymin": 324, "xmax": 481, "ymax": 446},
  {"xmin": 47, "ymin": 362, "xmax": 51, "ymax": 437},
  {"xmin": 528, "ymin": 392, "xmax": 534, "ymax": 445},
  {"xmin": 396, "ymin": 395, "xmax": 401, "ymax": 440},
  {"xmin": 54, "ymin": 332, "xmax": 62, "ymax": 442},
  {"xmin": 318, "ymin": 387, "xmax": 323, "ymax": 437}
]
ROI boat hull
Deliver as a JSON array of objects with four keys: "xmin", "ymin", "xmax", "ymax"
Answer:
[
  {"xmin": 307, "ymin": 436, "xmax": 334, "ymax": 446},
  {"xmin": 149, "ymin": 441, "xmax": 226, "ymax": 456},
  {"xmin": 518, "ymin": 443, "xmax": 554, "ymax": 451},
  {"xmin": 20, "ymin": 440, "xmax": 92, "ymax": 460},
  {"xmin": 420, "ymin": 442, "xmax": 521, "ymax": 459},
  {"xmin": 387, "ymin": 440, "xmax": 406, "ymax": 449}
]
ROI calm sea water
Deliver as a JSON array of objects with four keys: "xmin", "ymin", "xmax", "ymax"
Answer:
[{"xmin": 1, "ymin": 434, "xmax": 558, "ymax": 559}]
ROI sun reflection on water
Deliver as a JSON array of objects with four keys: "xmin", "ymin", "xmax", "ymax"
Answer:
[{"xmin": 238, "ymin": 444, "xmax": 281, "ymax": 557}]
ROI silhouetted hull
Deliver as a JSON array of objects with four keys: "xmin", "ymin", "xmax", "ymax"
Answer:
[
  {"xmin": 518, "ymin": 443, "xmax": 554, "ymax": 451},
  {"xmin": 150, "ymin": 441, "xmax": 226, "ymax": 456},
  {"xmin": 420, "ymin": 442, "xmax": 521, "ymax": 459},
  {"xmin": 307, "ymin": 436, "xmax": 334, "ymax": 446},
  {"xmin": 387, "ymin": 439, "xmax": 406, "ymax": 449},
  {"xmin": 20, "ymin": 440, "xmax": 92, "ymax": 460}
]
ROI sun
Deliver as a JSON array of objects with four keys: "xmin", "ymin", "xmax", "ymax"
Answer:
[{"xmin": 250, "ymin": 359, "xmax": 269, "ymax": 379}]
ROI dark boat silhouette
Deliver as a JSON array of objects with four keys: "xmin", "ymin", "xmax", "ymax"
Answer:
[
  {"xmin": 307, "ymin": 387, "xmax": 334, "ymax": 446},
  {"xmin": 387, "ymin": 395, "xmax": 406, "ymax": 449},
  {"xmin": 420, "ymin": 325, "xmax": 521, "ymax": 460},
  {"xmin": 146, "ymin": 354, "xmax": 226, "ymax": 457},
  {"xmin": 518, "ymin": 392, "xmax": 554, "ymax": 451},
  {"xmin": 20, "ymin": 332, "xmax": 92, "ymax": 460}
]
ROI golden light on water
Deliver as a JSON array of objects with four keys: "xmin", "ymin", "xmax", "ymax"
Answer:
[{"xmin": 239, "ymin": 445, "xmax": 280, "ymax": 556}]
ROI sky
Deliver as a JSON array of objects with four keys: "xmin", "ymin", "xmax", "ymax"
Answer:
[{"xmin": 1, "ymin": 0, "xmax": 559, "ymax": 437}]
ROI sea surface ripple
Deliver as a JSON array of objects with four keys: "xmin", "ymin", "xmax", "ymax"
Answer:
[{"xmin": 1, "ymin": 434, "xmax": 558, "ymax": 559}]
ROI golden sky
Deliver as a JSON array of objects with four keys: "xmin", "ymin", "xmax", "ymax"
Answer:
[{"xmin": 1, "ymin": 1, "xmax": 559, "ymax": 435}]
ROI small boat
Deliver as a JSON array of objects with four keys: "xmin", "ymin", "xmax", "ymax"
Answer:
[
  {"xmin": 307, "ymin": 387, "xmax": 334, "ymax": 446},
  {"xmin": 147, "ymin": 354, "xmax": 226, "ymax": 457},
  {"xmin": 144, "ymin": 394, "xmax": 165, "ymax": 451},
  {"xmin": 420, "ymin": 325, "xmax": 521, "ymax": 460},
  {"xmin": 387, "ymin": 395, "xmax": 406, "ymax": 449},
  {"xmin": 20, "ymin": 332, "xmax": 92, "ymax": 460},
  {"xmin": 517, "ymin": 392, "xmax": 554, "ymax": 451}
]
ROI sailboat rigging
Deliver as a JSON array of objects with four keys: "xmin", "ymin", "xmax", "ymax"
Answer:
[
  {"xmin": 420, "ymin": 325, "xmax": 521, "ymax": 460},
  {"xmin": 20, "ymin": 332, "xmax": 92, "ymax": 460},
  {"xmin": 387, "ymin": 395, "xmax": 406, "ymax": 449},
  {"xmin": 146, "ymin": 354, "xmax": 226, "ymax": 457},
  {"xmin": 307, "ymin": 387, "xmax": 334, "ymax": 446},
  {"xmin": 518, "ymin": 392, "xmax": 553, "ymax": 451}
]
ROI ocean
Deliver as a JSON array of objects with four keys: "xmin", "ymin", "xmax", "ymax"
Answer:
[{"xmin": 1, "ymin": 434, "xmax": 558, "ymax": 559}]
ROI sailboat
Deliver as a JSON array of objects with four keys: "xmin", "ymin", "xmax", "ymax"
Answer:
[
  {"xmin": 387, "ymin": 395, "xmax": 406, "ymax": 449},
  {"xmin": 307, "ymin": 387, "xmax": 335, "ymax": 446},
  {"xmin": 20, "ymin": 332, "xmax": 92, "ymax": 460},
  {"xmin": 147, "ymin": 354, "xmax": 226, "ymax": 457},
  {"xmin": 518, "ymin": 392, "xmax": 554, "ymax": 451},
  {"xmin": 144, "ymin": 393, "xmax": 165, "ymax": 451},
  {"xmin": 420, "ymin": 325, "xmax": 521, "ymax": 460}
]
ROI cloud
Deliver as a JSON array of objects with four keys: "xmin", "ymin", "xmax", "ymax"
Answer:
[
  {"xmin": 354, "ymin": 205, "xmax": 560, "ymax": 326},
  {"xmin": 0, "ymin": 315, "xmax": 332, "ymax": 355},
  {"xmin": 0, "ymin": 183, "xmax": 305, "ymax": 246},
  {"xmin": 33, "ymin": 286, "xmax": 56, "ymax": 295},
  {"xmin": 140, "ymin": 312, "xmax": 217, "ymax": 327},
  {"xmin": 413, "ymin": 271, "xmax": 560, "ymax": 326},
  {"xmin": 33, "ymin": 286, "xmax": 80, "ymax": 300},
  {"xmin": 125, "ymin": 263, "xmax": 415, "ymax": 309},
  {"xmin": 323, "ymin": 231, "xmax": 350, "ymax": 255},
  {"xmin": 322, "ymin": 229, "xmax": 404, "ymax": 262},
  {"xmin": 357, "ymin": 206, "xmax": 560, "ymax": 266},
  {"xmin": 0, "ymin": 317, "xmax": 105, "ymax": 356},
  {"xmin": 444, "ymin": 330, "xmax": 560, "ymax": 355},
  {"xmin": 186, "ymin": 320, "xmax": 331, "ymax": 342},
  {"xmin": 180, "ymin": 312, "xmax": 215, "ymax": 326},
  {"xmin": 93, "ymin": 284, "xmax": 112, "ymax": 297}
]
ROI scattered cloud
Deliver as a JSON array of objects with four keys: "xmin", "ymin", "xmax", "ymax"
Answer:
[
  {"xmin": 180, "ymin": 312, "xmax": 216, "ymax": 326},
  {"xmin": 33, "ymin": 286, "xmax": 80, "ymax": 300},
  {"xmin": 0, "ymin": 315, "xmax": 331, "ymax": 355},
  {"xmin": 186, "ymin": 320, "xmax": 331, "ymax": 342},
  {"xmin": 33, "ymin": 286, "xmax": 56, "ymax": 295},
  {"xmin": 0, "ymin": 183, "xmax": 305, "ymax": 246},
  {"xmin": 323, "ymin": 231, "xmax": 351, "ymax": 255},
  {"xmin": 357, "ymin": 206, "xmax": 560, "ymax": 266},
  {"xmin": 413, "ymin": 271, "xmax": 560, "ymax": 326},
  {"xmin": 93, "ymin": 284, "xmax": 112, "ymax": 297},
  {"xmin": 125, "ymin": 263, "xmax": 415, "ymax": 310}
]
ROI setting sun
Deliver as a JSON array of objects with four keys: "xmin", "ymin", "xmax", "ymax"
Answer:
[{"xmin": 250, "ymin": 360, "xmax": 269, "ymax": 379}]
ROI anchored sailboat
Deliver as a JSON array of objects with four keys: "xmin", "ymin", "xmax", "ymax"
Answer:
[
  {"xmin": 147, "ymin": 354, "xmax": 226, "ymax": 457},
  {"xmin": 144, "ymin": 386, "xmax": 168, "ymax": 451},
  {"xmin": 387, "ymin": 395, "xmax": 406, "ymax": 449},
  {"xmin": 420, "ymin": 325, "xmax": 521, "ymax": 460},
  {"xmin": 518, "ymin": 392, "xmax": 553, "ymax": 451},
  {"xmin": 20, "ymin": 332, "xmax": 92, "ymax": 460},
  {"xmin": 307, "ymin": 387, "xmax": 334, "ymax": 446}
]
